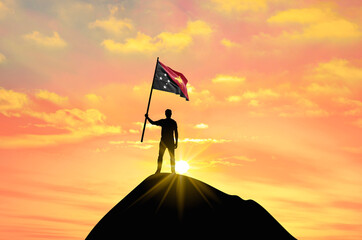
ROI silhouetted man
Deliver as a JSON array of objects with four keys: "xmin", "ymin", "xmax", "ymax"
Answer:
[{"xmin": 145, "ymin": 109, "xmax": 178, "ymax": 174}]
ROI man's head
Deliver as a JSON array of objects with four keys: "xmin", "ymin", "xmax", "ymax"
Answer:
[{"xmin": 165, "ymin": 109, "xmax": 172, "ymax": 118}]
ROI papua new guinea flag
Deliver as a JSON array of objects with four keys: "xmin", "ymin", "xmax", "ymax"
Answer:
[{"xmin": 152, "ymin": 61, "xmax": 189, "ymax": 101}]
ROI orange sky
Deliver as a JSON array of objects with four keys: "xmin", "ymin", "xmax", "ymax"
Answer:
[{"xmin": 0, "ymin": 0, "xmax": 362, "ymax": 239}]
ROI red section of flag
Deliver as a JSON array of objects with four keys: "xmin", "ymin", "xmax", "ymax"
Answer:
[{"xmin": 159, "ymin": 61, "xmax": 189, "ymax": 101}]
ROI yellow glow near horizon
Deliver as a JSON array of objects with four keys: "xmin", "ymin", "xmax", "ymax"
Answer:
[{"xmin": 175, "ymin": 160, "xmax": 190, "ymax": 174}]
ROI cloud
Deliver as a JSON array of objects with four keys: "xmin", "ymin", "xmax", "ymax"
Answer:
[
  {"xmin": 224, "ymin": 83, "xmax": 333, "ymax": 118},
  {"xmin": 85, "ymin": 93, "xmax": 103, "ymax": 104},
  {"xmin": 337, "ymin": 99, "xmax": 362, "ymax": 116},
  {"xmin": 305, "ymin": 59, "xmax": 362, "ymax": 98},
  {"xmin": 334, "ymin": 97, "xmax": 362, "ymax": 108},
  {"xmin": 0, "ymin": 52, "xmax": 6, "ymax": 64},
  {"xmin": 0, "ymin": 108, "xmax": 121, "ymax": 148},
  {"xmin": 187, "ymin": 86, "xmax": 216, "ymax": 107},
  {"xmin": 102, "ymin": 32, "xmax": 159, "ymax": 54},
  {"xmin": 198, "ymin": 155, "xmax": 256, "ymax": 168},
  {"xmin": 226, "ymin": 96, "xmax": 241, "ymax": 102},
  {"xmin": 0, "ymin": 87, "xmax": 29, "ymax": 117},
  {"xmin": 267, "ymin": 8, "xmax": 333, "ymax": 24},
  {"xmin": 26, "ymin": 108, "xmax": 117, "ymax": 133},
  {"xmin": 219, "ymin": 156, "xmax": 256, "ymax": 163},
  {"xmin": 134, "ymin": 121, "xmax": 159, "ymax": 131},
  {"xmin": 35, "ymin": 90, "xmax": 69, "ymax": 106},
  {"xmin": 0, "ymin": 87, "xmax": 121, "ymax": 148},
  {"xmin": 89, "ymin": 17, "xmax": 133, "ymax": 34},
  {"xmin": 232, "ymin": 155, "xmax": 256, "ymax": 162},
  {"xmin": 276, "ymin": 96, "xmax": 329, "ymax": 118},
  {"xmin": 88, "ymin": 6, "xmax": 133, "ymax": 34},
  {"xmin": 212, "ymin": 74, "xmax": 245, "ymax": 83},
  {"xmin": 194, "ymin": 123, "xmax": 208, "ymax": 129},
  {"xmin": 223, "ymin": 82, "xmax": 334, "ymax": 118},
  {"xmin": 215, "ymin": 155, "xmax": 256, "ymax": 166},
  {"xmin": 335, "ymin": 97, "xmax": 362, "ymax": 116},
  {"xmin": 312, "ymin": 59, "xmax": 362, "ymax": 83},
  {"xmin": 220, "ymin": 38, "xmax": 241, "ymax": 48},
  {"xmin": 298, "ymin": 19, "xmax": 361, "ymax": 41},
  {"xmin": 224, "ymin": 86, "xmax": 279, "ymax": 104},
  {"xmin": 101, "ymin": 20, "xmax": 212, "ymax": 54},
  {"xmin": 306, "ymin": 83, "xmax": 350, "ymax": 96},
  {"xmin": 129, "ymin": 129, "xmax": 139, "ymax": 134},
  {"xmin": 267, "ymin": 7, "xmax": 361, "ymax": 42},
  {"xmin": 210, "ymin": 0, "xmax": 267, "ymax": 14},
  {"xmin": 184, "ymin": 20, "xmax": 213, "ymax": 36},
  {"xmin": 248, "ymin": 99, "xmax": 259, "ymax": 107},
  {"xmin": 296, "ymin": 98, "xmax": 329, "ymax": 117},
  {"xmin": 208, "ymin": 159, "xmax": 243, "ymax": 167},
  {"xmin": 156, "ymin": 31, "xmax": 193, "ymax": 51},
  {"xmin": 0, "ymin": 128, "xmax": 120, "ymax": 149},
  {"xmin": 23, "ymin": 31, "xmax": 67, "ymax": 48},
  {"xmin": 242, "ymin": 89, "xmax": 280, "ymax": 99}
]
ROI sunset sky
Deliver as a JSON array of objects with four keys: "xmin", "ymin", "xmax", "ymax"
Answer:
[{"xmin": 0, "ymin": 0, "xmax": 361, "ymax": 239}]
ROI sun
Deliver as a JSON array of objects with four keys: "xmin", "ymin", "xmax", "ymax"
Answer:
[{"xmin": 175, "ymin": 160, "xmax": 190, "ymax": 174}]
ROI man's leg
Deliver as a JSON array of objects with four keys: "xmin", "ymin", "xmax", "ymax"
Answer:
[
  {"xmin": 168, "ymin": 146, "xmax": 176, "ymax": 173},
  {"xmin": 156, "ymin": 142, "xmax": 166, "ymax": 173}
]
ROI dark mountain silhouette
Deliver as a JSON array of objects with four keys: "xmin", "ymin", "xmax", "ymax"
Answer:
[{"xmin": 86, "ymin": 173, "xmax": 296, "ymax": 239}]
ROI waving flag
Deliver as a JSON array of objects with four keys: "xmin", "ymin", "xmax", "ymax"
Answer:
[{"xmin": 152, "ymin": 61, "xmax": 189, "ymax": 101}]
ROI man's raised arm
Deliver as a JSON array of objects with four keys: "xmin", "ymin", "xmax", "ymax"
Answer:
[{"xmin": 145, "ymin": 114, "xmax": 156, "ymax": 125}]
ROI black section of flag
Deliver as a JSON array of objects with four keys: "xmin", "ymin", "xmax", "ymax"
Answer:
[{"xmin": 152, "ymin": 62, "xmax": 189, "ymax": 100}]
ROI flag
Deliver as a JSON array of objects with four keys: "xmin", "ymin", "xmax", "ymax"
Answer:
[{"xmin": 152, "ymin": 61, "xmax": 189, "ymax": 101}]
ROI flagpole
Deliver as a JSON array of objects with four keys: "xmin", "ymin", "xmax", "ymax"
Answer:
[{"xmin": 141, "ymin": 57, "xmax": 159, "ymax": 142}]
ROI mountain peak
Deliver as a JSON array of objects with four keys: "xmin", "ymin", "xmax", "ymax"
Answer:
[{"xmin": 86, "ymin": 173, "xmax": 296, "ymax": 239}]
